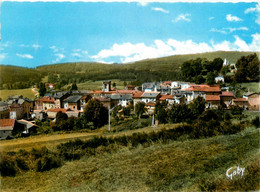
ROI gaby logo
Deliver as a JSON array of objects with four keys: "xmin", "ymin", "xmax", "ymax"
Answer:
[{"xmin": 226, "ymin": 166, "xmax": 245, "ymax": 180}]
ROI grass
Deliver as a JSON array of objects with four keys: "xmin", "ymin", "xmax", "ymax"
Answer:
[
  {"xmin": 63, "ymin": 79, "xmax": 130, "ymax": 91},
  {"xmin": 1, "ymin": 127, "xmax": 259, "ymax": 191},
  {"xmin": 0, "ymin": 88, "xmax": 36, "ymax": 101},
  {"xmin": 240, "ymin": 82, "xmax": 260, "ymax": 93}
]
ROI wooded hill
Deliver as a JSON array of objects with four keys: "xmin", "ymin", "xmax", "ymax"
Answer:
[{"xmin": 0, "ymin": 51, "xmax": 258, "ymax": 89}]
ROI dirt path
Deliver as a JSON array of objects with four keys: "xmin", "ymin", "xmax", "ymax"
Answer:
[{"xmin": 0, "ymin": 132, "xmax": 102, "ymax": 152}]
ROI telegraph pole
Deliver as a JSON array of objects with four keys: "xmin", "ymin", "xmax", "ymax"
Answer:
[{"xmin": 108, "ymin": 106, "xmax": 111, "ymax": 132}]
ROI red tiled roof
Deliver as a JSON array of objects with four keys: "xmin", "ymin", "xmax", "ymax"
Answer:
[
  {"xmin": 0, "ymin": 119, "xmax": 15, "ymax": 127},
  {"xmin": 206, "ymin": 95, "xmax": 220, "ymax": 101},
  {"xmin": 37, "ymin": 96, "xmax": 55, "ymax": 103},
  {"xmin": 181, "ymin": 85, "xmax": 220, "ymax": 92},
  {"xmin": 132, "ymin": 91, "xmax": 144, "ymax": 98},
  {"xmin": 159, "ymin": 94, "xmax": 173, "ymax": 100},
  {"xmin": 221, "ymin": 91, "xmax": 234, "ymax": 97},
  {"xmin": 161, "ymin": 81, "xmax": 172, "ymax": 86},
  {"xmin": 146, "ymin": 102, "xmax": 156, "ymax": 107},
  {"xmin": 116, "ymin": 90, "xmax": 138, "ymax": 94},
  {"xmin": 47, "ymin": 108, "xmax": 67, "ymax": 113},
  {"xmin": 233, "ymin": 98, "xmax": 248, "ymax": 102}
]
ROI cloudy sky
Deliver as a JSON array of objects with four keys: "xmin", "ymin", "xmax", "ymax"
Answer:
[{"xmin": 0, "ymin": 0, "xmax": 259, "ymax": 67}]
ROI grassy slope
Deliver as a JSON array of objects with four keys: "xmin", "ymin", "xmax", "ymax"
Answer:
[
  {"xmin": 63, "ymin": 79, "xmax": 129, "ymax": 91},
  {"xmin": 240, "ymin": 82, "xmax": 260, "ymax": 93},
  {"xmin": 0, "ymin": 88, "xmax": 36, "ymax": 101},
  {"xmin": 36, "ymin": 51, "xmax": 257, "ymax": 73},
  {"xmin": 1, "ymin": 127, "xmax": 259, "ymax": 191}
]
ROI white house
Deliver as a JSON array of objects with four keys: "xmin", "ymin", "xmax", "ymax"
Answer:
[{"xmin": 215, "ymin": 75, "xmax": 225, "ymax": 83}]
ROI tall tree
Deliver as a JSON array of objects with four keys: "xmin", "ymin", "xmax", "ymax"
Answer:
[
  {"xmin": 155, "ymin": 101, "xmax": 168, "ymax": 124},
  {"xmin": 206, "ymin": 72, "xmax": 216, "ymax": 85},
  {"xmin": 71, "ymin": 82, "xmax": 78, "ymax": 90},
  {"xmin": 189, "ymin": 96, "xmax": 206, "ymax": 119},
  {"xmin": 83, "ymin": 99, "xmax": 108, "ymax": 128},
  {"xmin": 135, "ymin": 102, "xmax": 146, "ymax": 119},
  {"xmin": 38, "ymin": 83, "xmax": 46, "ymax": 97}
]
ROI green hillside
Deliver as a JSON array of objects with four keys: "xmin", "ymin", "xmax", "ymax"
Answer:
[{"xmin": 0, "ymin": 51, "xmax": 258, "ymax": 89}]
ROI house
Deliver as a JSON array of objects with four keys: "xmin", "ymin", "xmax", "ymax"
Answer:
[
  {"xmin": 243, "ymin": 92, "xmax": 260, "ymax": 111},
  {"xmin": 0, "ymin": 101, "xmax": 10, "ymax": 119},
  {"xmin": 9, "ymin": 104, "xmax": 24, "ymax": 120},
  {"xmin": 145, "ymin": 102, "xmax": 156, "ymax": 115},
  {"xmin": 102, "ymin": 81, "xmax": 112, "ymax": 92},
  {"xmin": 171, "ymin": 81, "xmax": 190, "ymax": 90},
  {"xmin": 206, "ymin": 95, "xmax": 221, "ymax": 109},
  {"xmin": 17, "ymin": 98, "xmax": 34, "ymax": 118},
  {"xmin": 126, "ymin": 84, "xmax": 135, "ymax": 90},
  {"xmin": 141, "ymin": 92, "xmax": 161, "ymax": 104},
  {"xmin": 132, "ymin": 91, "xmax": 144, "ymax": 107},
  {"xmin": 142, "ymin": 82, "xmax": 171, "ymax": 94},
  {"xmin": 215, "ymin": 75, "xmax": 225, "ymax": 83},
  {"xmin": 181, "ymin": 84, "xmax": 221, "ymax": 104},
  {"xmin": 35, "ymin": 96, "xmax": 55, "ymax": 110},
  {"xmin": 94, "ymin": 97, "xmax": 113, "ymax": 109},
  {"xmin": 220, "ymin": 91, "xmax": 234, "ymax": 107},
  {"xmin": 110, "ymin": 94, "xmax": 132, "ymax": 107},
  {"xmin": 32, "ymin": 110, "xmax": 48, "ymax": 121},
  {"xmin": 0, "ymin": 119, "xmax": 15, "ymax": 139},
  {"xmin": 80, "ymin": 94, "xmax": 92, "ymax": 111},
  {"xmin": 232, "ymin": 98, "xmax": 249, "ymax": 110},
  {"xmin": 45, "ymin": 83, "xmax": 55, "ymax": 90},
  {"xmin": 51, "ymin": 91, "xmax": 70, "ymax": 108},
  {"xmin": 17, "ymin": 119, "xmax": 38, "ymax": 135},
  {"xmin": 46, "ymin": 108, "xmax": 68, "ymax": 119},
  {"xmin": 64, "ymin": 95, "xmax": 82, "ymax": 110}
]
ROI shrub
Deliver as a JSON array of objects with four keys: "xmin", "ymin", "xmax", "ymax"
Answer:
[
  {"xmin": 252, "ymin": 116, "xmax": 260, "ymax": 127},
  {"xmin": 16, "ymin": 158, "xmax": 29, "ymax": 171},
  {"xmin": 0, "ymin": 157, "xmax": 17, "ymax": 177},
  {"xmin": 36, "ymin": 155, "xmax": 62, "ymax": 172}
]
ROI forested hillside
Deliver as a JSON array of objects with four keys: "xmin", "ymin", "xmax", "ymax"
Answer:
[{"xmin": 0, "ymin": 51, "xmax": 258, "ymax": 90}]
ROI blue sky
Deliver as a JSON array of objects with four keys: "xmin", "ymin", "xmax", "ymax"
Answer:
[{"xmin": 0, "ymin": 1, "xmax": 259, "ymax": 67}]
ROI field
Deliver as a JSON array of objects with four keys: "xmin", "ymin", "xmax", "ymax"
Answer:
[
  {"xmin": 63, "ymin": 79, "xmax": 130, "ymax": 91},
  {"xmin": 0, "ymin": 88, "xmax": 36, "ymax": 101},
  {"xmin": 240, "ymin": 82, "xmax": 260, "ymax": 93},
  {"xmin": 1, "ymin": 126, "xmax": 259, "ymax": 191}
]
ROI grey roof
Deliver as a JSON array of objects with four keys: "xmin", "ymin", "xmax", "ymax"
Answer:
[
  {"xmin": 52, "ymin": 92, "xmax": 68, "ymax": 99},
  {"xmin": 64, "ymin": 95, "xmax": 82, "ymax": 103},
  {"xmin": 0, "ymin": 101, "xmax": 8, "ymax": 107},
  {"xmin": 110, "ymin": 94, "xmax": 132, "ymax": 100},
  {"xmin": 18, "ymin": 98, "xmax": 25, "ymax": 105},
  {"xmin": 141, "ymin": 92, "xmax": 160, "ymax": 98},
  {"xmin": 8, "ymin": 95, "xmax": 22, "ymax": 100}
]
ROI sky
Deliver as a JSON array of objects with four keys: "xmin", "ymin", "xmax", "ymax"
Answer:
[{"xmin": 0, "ymin": 0, "xmax": 259, "ymax": 67}]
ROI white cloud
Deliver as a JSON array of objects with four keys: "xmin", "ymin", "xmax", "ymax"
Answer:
[
  {"xmin": 210, "ymin": 28, "xmax": 227, "ymax": 34},
  {"xmin": 16, "ymin": 53, "xmax": 33, "ymax": 59},
  {"xmin": 245, "ymin": 7, "xmax": 256, "ymax": 14},
  {"xmin": 152, "ymin": 7, "xmax": 169, "ymax": 14},
  {"xmin": 19, "ymin": 44, "xmax": 30, "ymax": 47},
  {"xmin": 92, "ymin": 33, "xmax": 260, "ymax": 63},
  {"xmin": 209, "ymin": 17, "xmax": 215, "ymax": 20},
  {"xmin": 210, "ymin": 27, "xmax": 248, "ymax": 34},
  {"xmin": 226, "ymin": 14, "xmax": 242, "ymax": 22},
  {"xmin": 0, "ymin": 53, "xmax": 7, "ymax": 62},
  {"xmin": 32, "ymin": 43, "xmax": 41, "ymax": 51},
  {"xmin": 53, "ymin": 53, "xmax": 65, "ymax": 63},
  {"xmin": 71, "ymin": 49, "xmax": 88, "ymax": 58},
  {"xmin": 137, "ymin": 1, "xmax": 149, "ymax": 6},
  {"xmin": 1, "ymin": 41, "xmax": 10, "ymax": 47},
  {"xmin": 49, "ymin": 45, "xmax": 59, "ymax": 52},
  {"xmin": 244, "ymin": 3, "xmax": 260, "ymax": 25},
  {"xmin": 172, "ymin": 13, "xmax": 191, "ymax": 22}
]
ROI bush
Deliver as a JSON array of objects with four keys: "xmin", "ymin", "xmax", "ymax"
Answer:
[
  {"xmin": 0, "ymin": 157, "xmax": 17, "ymax": 177},
  {"xmin": 252, "ymin": 116, "xmax": 260, "ymax": 127},
  {"xmin": 36, "ymin": 155, "xmax": 62, "ymax": 172},
  {"xmin": 16, "ymin": 158, "xmax": 29, "ymax": 171}
]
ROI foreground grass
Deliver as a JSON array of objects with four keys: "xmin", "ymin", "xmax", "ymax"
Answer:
[
  {"xmin": 1, "ymin": 127, "xmax": 259, "ymax": 192},
  {"xmin": 0, "ymin": 88, "xmax": 36, "ymax": 101}
]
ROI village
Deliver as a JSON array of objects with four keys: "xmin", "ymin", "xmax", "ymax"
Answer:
[{"xmin": 0, "ymin": 70, "xmax": 259, "ymax": 140}]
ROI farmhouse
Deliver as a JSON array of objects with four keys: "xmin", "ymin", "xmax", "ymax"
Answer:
[
  {"xmin": 64, "ymin": 95, "xmax": 82, "ymax": 110},
  {"xmin": 0, "ymin": 119, "xmax": 15, "ymax": 139},
  {"xmin": 206, "ymin": 95, "xmax": 221, "ymax": 109},
  {"xmin": 243, "ymin": 92, "xmax": 260, "ymax": 111},
  {"xmin": 35, "ymin": 96, "xmax": 55, "ymax": 110}
]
